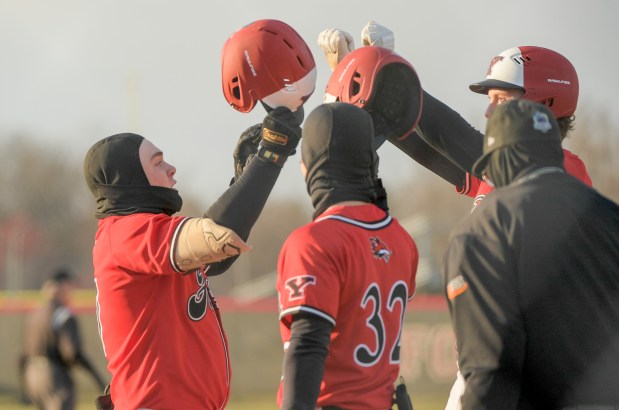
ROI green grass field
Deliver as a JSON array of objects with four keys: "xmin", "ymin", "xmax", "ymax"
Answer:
[
  {"xmin": 1, "ymin": 291, "xmax": 452, "ymax": 409},
  {"xmin": 0, "ymin": 391, "xmax": 448, "ymax": 410}
]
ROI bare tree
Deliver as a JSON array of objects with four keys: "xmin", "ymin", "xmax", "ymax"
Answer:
[
  {"xmin": 564, "ymin": 108, "xmax": 619, "ymax": 202},
  {"xmin": 0, "ymin": 136, "xmax": 95, "ymax": 289}
]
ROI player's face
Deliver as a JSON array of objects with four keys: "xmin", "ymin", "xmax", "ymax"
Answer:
[
  {"xmin": 57, "ymin": 281, "xmax": 74, "ymax": 305},
  {"xmin": 485, "ymin": 88, "xmax": 525, "ymax": 118},
  {"xmin": 139, "ymin": 139, "xmax": 177, "ymax": 189}
]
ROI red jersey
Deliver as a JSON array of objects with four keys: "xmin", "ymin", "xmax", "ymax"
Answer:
[
  {"xmin": 276, "ymin": 204, "xmax": 418, "ymax": 410},
  {"xmin": 459, "ymin": 148, "xmax": 592, "ymax": 211},
  {"xmin": 92, "ymin": 213, "xmax": 230, "ymax": 410}
]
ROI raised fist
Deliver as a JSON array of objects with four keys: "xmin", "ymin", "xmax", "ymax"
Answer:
[
  {"xmin": 317, "ymin": 28, "xmax": 355, "ymax": 71},
  {"xmin": 361, "ymin": 21, "xmax": 394, "ymax": 50}
]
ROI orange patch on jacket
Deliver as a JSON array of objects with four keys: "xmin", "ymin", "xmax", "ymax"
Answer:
[{"xmin": 447, "ymin": 275, "xmax": 469, "ymax": 300}]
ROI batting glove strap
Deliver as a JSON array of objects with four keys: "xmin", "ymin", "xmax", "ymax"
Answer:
[{"xmin": 257, "ymin": 106, "xmax": 302, "ymax": 167}]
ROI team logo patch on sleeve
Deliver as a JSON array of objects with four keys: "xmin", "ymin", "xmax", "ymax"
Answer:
[
  {"xmin": 369, "ymin": 236, "xmax": 392, "ymax": 262},
  {"xmin": 285, "ymin": 275, "xmax": 316, "ymax": 301},
  {"xmin": 447, "ymin": 275, "xmax": 469, "ymax": 300}
]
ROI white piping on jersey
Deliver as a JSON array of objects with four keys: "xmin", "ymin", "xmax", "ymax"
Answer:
[
  {"xmin": 170, "ymin": 217, "xmax": 190, "ymax": 273},
  {"xmin": 94, "ymin": 278, "xmax": 106, "ymax": 357},
  {"xmin": 315, "ymin": 213, "xmax": 392, "ymax": 230},
  {"xmin": 458, "ymin": 172, "xmax": 473, "ymax": 195},
  {"xmin": 280, "ymin": 305, "xmax": 336, "ymax": 326},
  {"xmin": 212, "ymin": 300, "xmax": 231, "ymax": 410}
]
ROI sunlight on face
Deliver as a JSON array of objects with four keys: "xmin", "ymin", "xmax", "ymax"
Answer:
[
  {"xmin": 485, "ymin": 88, "xmax": 525, "ymax": 118},
  {"xmin": 139, "ymin": 139, "xmax": 177, "ymax": 188}
]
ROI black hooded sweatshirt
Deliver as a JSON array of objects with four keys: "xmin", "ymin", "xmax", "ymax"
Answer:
[{"xmin": 443, "ymin": 101, "xmax": 619, "ymax": 409}]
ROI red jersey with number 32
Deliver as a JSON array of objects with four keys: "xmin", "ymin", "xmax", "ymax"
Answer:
[{"xmin": 276, "ymin": 204, "xmax": 418, "ymax": 410}]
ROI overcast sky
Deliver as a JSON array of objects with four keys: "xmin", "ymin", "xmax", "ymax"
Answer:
[{"xmin": 1, "ymin": 0, "xmax": 617, "ymax": 209}]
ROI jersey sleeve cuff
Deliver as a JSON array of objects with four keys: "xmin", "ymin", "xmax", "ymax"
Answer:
[{"xmin": 279, "ymin": 305, "xmax": 336, "ymax": 327}]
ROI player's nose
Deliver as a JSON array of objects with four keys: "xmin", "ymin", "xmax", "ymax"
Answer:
[{"xmin": 167, "ymin": 164, "xmax": 176, "ymax": 178}]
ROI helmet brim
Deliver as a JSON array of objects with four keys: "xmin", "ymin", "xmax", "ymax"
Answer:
[{"xmin": 469, "ymin": 79, "xmax": 525, "ymax": 95}]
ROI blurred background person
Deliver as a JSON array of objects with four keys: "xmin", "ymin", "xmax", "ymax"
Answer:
[{"xmin": 21, "ymin": 268, "xmax": 107, "ymax": 410}]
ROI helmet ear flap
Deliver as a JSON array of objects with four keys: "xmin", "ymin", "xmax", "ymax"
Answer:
[
  {"xmin": 227, "ymin": 75, "xmax": 256, "ymax": 112},
  {"xmin": 230, "ymin": 77, "xmax": 241, "ymax": 100}
]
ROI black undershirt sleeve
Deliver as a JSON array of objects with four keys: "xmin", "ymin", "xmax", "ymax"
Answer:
[
  {"xmin": 281, "ymin": 313, "xmax": 333, "ymax": 410},
  {"xmin": 415, "ymin": 91, "xmax": 485, "ymax": 178},
  {"xmin": 202, "ymin": 156, "xmax": 282, "ymax": 276},
  {"xmin": 388, "ymin": 132, "xmax": 467, "ymax": 187}
]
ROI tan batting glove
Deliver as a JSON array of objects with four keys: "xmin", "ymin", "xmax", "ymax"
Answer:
[
  {"xmin": 173, "ymin": 217, "xmax": 252, "ymax": 271},
  {"xmin": 361, "ymin": 21, "xmax": 395, "ymax": 50},
  {"xmin": 317, "ymin": 28, "xmax": 355, "ymax": 71}
]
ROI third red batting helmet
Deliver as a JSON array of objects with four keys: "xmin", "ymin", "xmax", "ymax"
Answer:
[
  {"xmin": 221, "ymin": 19, "xmax": 317, "ymax": 113},
  {"xmin": 469, "ymin": 46, "xmax": 579, "ymax": 118},
  {"xmin": 324, "ymin": 46, "xmax": 422, "ymax": 147}
]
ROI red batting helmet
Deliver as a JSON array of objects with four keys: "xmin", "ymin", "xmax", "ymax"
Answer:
[
  {"xmin": 469, "ymin": 46, "xmax": 579, "ymax": 118},
  {"xmin": 221, "ymin": 19, "xmax": 317, "ymax": 113},
  {"xmin": 324, "ymin": 46, "xmax": 422, "ymax": 147}
]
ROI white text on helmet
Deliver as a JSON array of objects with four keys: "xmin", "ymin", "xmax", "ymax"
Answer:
[
  {"xmin": 547, "ymin": 78, "xmax": 571, "ymax": 85},
  {"xmin": 338, "ymin": 57, "xmax": 356, "ymax": 83},
  {"xmin": 244, "ymin": 50, "xmax": 257, "ymax": 77}
]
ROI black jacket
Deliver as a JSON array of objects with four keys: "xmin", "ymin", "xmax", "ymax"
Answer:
[{"xmin": 444, "ymin": 172, "xmax": 619, "ymax": 409}]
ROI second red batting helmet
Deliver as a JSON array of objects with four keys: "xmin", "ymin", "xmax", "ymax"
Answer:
[
  {"xmin": 221, "ymin": 19, "xmax": 317, "ymax": 113},
  {"xmin": 469, "ymin": 46, "xmax": 579, "ymax": 118},
  {"xmin": 324, "ymin": 46, "xmax": 422, "ymax": 147}
]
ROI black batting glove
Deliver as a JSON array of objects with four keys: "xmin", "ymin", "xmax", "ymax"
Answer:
[
  {"xmin": 232, "ymin": 123, "xmax": 262, "ymax": 182},
  {"xmin": 257, "ymin": 106, "xmax": 303, "ymax": 167}
]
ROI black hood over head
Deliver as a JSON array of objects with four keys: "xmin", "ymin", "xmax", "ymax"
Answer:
[
  {"xmin": 83, "ymin": 133, "xmax": 183, "ymax": 219},
  {"xmin": 473, "ymin": 100, "xmax": 564, "ymax": 188},
  {"xmin": 301, "ymin": 102, "xmax": 388, "ymax": 219}
]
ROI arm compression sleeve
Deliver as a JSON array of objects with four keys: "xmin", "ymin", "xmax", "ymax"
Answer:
[
  {"xmin": 416, "ymin": 91, "xmax": 485, "ymax": 178},
  {"xmin": 388, "ymin": 132, "xmax": 467, "ymax": 187},
  {"xmin": 205, "ymin": 156, "xmax": 281, "ymax": 240},
  {"xmin": 281, "ymin": 313, "xmax": 333, "ymax": 410},
  {"xmin": 202, "ymin": 156, "xmax": 281, "ymax": 276}
]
